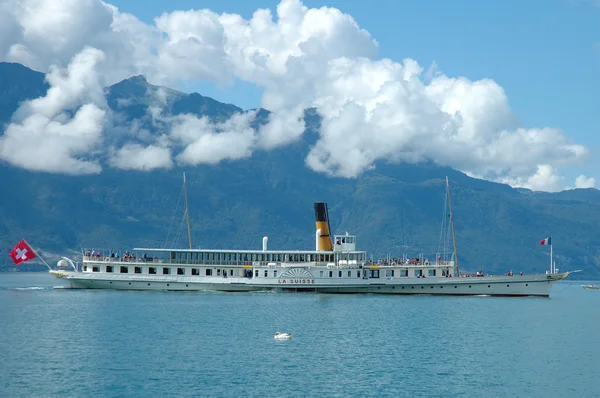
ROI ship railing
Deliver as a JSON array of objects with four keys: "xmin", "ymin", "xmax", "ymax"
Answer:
[{"xmin": 80, "ymin": 257, "xmax": 349, "ymax": 268}]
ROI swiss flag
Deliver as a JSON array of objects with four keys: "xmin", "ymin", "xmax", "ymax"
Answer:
[{"xmin": 9, "ymin": 239, "xmax": 37, "ymax": 265}]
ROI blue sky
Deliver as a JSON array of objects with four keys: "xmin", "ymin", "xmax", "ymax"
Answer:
[{"xmin": 109, "ymin": 0, "xmax": 600, "ymax": 184}]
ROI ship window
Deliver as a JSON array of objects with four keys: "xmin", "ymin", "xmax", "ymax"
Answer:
[
  {"xmin": 320, "ymin": 271, "xmax": 324, "ymax": 277},
  {"xmin": 177, "ymin": 268, "xmax": 185, "ymax": 275},
  {"xmin": 357, "ymin": 271, "xmax": 361, "ymax": 278},
  {"xmin": 369, "ymin": 270, "xmax": 380, "ymax": 278},
  {"xmin": 120, "ymin": 266, "xmax": 128, "ymax": 273},
  {"xmin": 264, "ymin": 270, "xmax": 268, "ymax": 277},
  {"xmin": 428, "ymin": 269, "xmax": 436, "ymax": 277},
  {"xmin": 162, "ymin": 267, "xmax": 170, "ymax": 275},
  {"xmin": 255, "ymin": 270, "xmax": 259, "ymax": 277},
  {"xmin": 273, "ymin": 270, "xmax": 277, "ymax": 277},
  {"xmin": 386, "ymin": 270, "xmax": 394, "ymax": 277},
  {"xmin": 400, "ymin": 269, "xmax": 408, "ymax": 277},
  {"xmin": 135, "ymin": 267, "xmax": 142, "ymax": 274},
  {"xmin": 414, "ymin": 269, "xmax": 423, "ymax": 277},
  {"xmin": 338, "ymin": 271, "xmax": 342, "ymax": 277},
  {"xmin": 192, "ymin": 268, "xmax": 199, "ymax": 276},
  {"xmin": 92, "ymin": 266, "xmax": 99, "ymax": 272},
  {"xmin": 206, "ymin": 269, "xmax": 212, "ymax": 276},
  {"xmin": 348, "ymin": 271, "xmax": 351, "ymax": 277},
  {"xmin": 106, "ymin": 266, "xmax": 113, "ymax": 273},
  {"xmin": 329, "ymin": 271, "xmax": 333, "ymax": 277},
  {"xmin": 217, "ymin": 269, "xmax": 221, "ymax": 276},
  {"xmin": 83, "ymin": 266, "xmax": 88, "ymax": 271},
  {"xmin": 149, "ymin": 267, "xmax": 157, "ymax": 275}
]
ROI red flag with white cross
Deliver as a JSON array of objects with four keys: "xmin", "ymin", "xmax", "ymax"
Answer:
[{"xmin": 9, "ymin": 239, "xmax": 37, "ymax": 265}]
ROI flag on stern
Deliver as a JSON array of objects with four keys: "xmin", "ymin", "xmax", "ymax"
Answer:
[
  {"xmin": 9, "ymin": 239, "xmax": 37, "ymax": 265},
  {"xmin": 540, "ymin": 237, "xmax": 552, "ymax": 246}
]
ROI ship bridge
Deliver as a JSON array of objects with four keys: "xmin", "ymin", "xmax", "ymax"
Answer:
[{"xmin": 333, "ymin": 233, "xmax": 356, "ymax": 252}]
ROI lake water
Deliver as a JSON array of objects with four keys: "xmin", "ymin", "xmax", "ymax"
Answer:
[{"xmin": 1, "ymin": 273, "xmax": 599, "ymax": 397}]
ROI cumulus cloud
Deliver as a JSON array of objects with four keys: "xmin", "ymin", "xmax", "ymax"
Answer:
[
  {"xmin": 0, "ymin": 0, "xmax": 595, "ymax": 191},
  {"xmin": 171, "ymin": 111, "xmax": 258, "ymax": 165},
  {"xmin": 109, "ymin": 143, "xmax": 173, "ymax": 171},
  {"xmin": 0, "ymin": 46, "xmax": 107, "ymax": 174},
  {"xmin": 574, "ymin": 174, "xmax": 596, "ymax": 188},
  {"xmin": 257, "ymin": 106, "xmax": 306, "ymax": 150},
  {"xmin": 499, "ymin": 164, "xmax": 562, "ymax": 192}
]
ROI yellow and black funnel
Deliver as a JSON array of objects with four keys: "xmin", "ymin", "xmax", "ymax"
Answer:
[{"xmin": 314, "ymin": 202, "xmax": 333, "ymax": 251}]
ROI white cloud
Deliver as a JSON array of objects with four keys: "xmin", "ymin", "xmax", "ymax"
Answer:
[
  {"xmin": 499, "ymin": 164, "xmax": 562, "ymax": 192},
  {"xmin": 0, "ymin": 46, "xmax": 107, "ymax": 174},
  {"xmin": 574, "ymin": 174, "xmax": 596, "ymax": 188},
  {"xmin": 109, "ymin": 143, "xmax": 173, "ymax": 171},
  {"xmin": 0, "ymin": 0, "xmax": 594, "ymax": 191},
  {"xmin": 154, "ymin": 9, "xmax": 231, "ymax": 83},
  {"xmin": 171, "ymin": 111, "xmax": 258, "ymax": 165},
  {"xmin": 257, "ymin": 106, "xmax": 306, "ymax": 150}
]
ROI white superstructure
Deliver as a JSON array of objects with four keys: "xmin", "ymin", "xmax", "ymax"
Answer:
[{"xmin": 49, "ymin": 177, "xmax": 571, "ymax": 297}]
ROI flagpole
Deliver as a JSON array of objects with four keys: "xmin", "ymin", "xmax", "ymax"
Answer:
[
  {"xmin": 24, "ymin": 239, "xmax": 52, "ymax": 271},
  {"xmin": 550, "ymin": 237, "xmax": 553, "ymax": 274}
]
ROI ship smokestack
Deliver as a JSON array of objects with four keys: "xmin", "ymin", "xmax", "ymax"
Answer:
[{"xmin": 313, "ymin": 202, "xmax": 333, "ymax": 251}]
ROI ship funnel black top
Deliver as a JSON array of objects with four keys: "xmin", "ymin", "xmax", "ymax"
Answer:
[{"xmin": 314, "ymin": 202, "xmax": 328, "ymax": 222}]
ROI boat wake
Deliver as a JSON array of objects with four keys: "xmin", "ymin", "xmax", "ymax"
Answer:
[{"xmin": 12, "ymin": 286, "xmax": 48, "ymax": 291}]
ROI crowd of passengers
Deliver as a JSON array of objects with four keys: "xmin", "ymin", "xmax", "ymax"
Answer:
[
  {"xmin": 84, "ymin": 250, "xmax": 148, "ymax": 262},
  {"xmin": 370, "ymin": 256, "xmax": 450, "ymax": 266}
]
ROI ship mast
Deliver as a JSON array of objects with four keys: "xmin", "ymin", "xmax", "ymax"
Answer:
[
  {"xmin": 446, "ymin": 176, "xmax": 460, "ymax": 276},
  {"xmin": 183, "ymin": 172, "xmax": 193, "ymax": 250}
]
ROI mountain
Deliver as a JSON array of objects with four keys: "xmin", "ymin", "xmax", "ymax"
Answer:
[{"xmin": 1, "ymin": 62, "xmax": 599, "ymax": 279}]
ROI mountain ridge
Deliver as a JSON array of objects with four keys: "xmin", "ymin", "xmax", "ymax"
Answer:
[{"xmin": 0, "ymin": 62, "xmax": 598, "ymax": 279}]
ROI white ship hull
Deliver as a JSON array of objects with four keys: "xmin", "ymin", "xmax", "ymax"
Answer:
[
  {"xmin": 52, "ymin": 271, "xmax": 561, "ymax": 297},
  {"xmin": 48, "ymin": 191, "xmax": 571, "ymax": 298}
]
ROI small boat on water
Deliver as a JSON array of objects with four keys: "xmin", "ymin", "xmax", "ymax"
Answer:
[
  {"xmin": 274, "ymin": 332, "xmax": 292, "ymax": 340},
  {"xmin": 581, "ymin": 284, "xmax": 599, "ymax": 290},
  {"xmin": 47, "ymin": 175, "xmax": 572, "ymax": 297}
]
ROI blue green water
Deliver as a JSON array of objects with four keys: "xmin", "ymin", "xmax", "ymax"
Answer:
[{"xmin": 1, "ymin": 273, "xmax": 599, "ymax": 397}]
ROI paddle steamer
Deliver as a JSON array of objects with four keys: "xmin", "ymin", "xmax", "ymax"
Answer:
[{"xmin": 50, "ymin": 177, "xmax": 570, "ymax": 297}]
